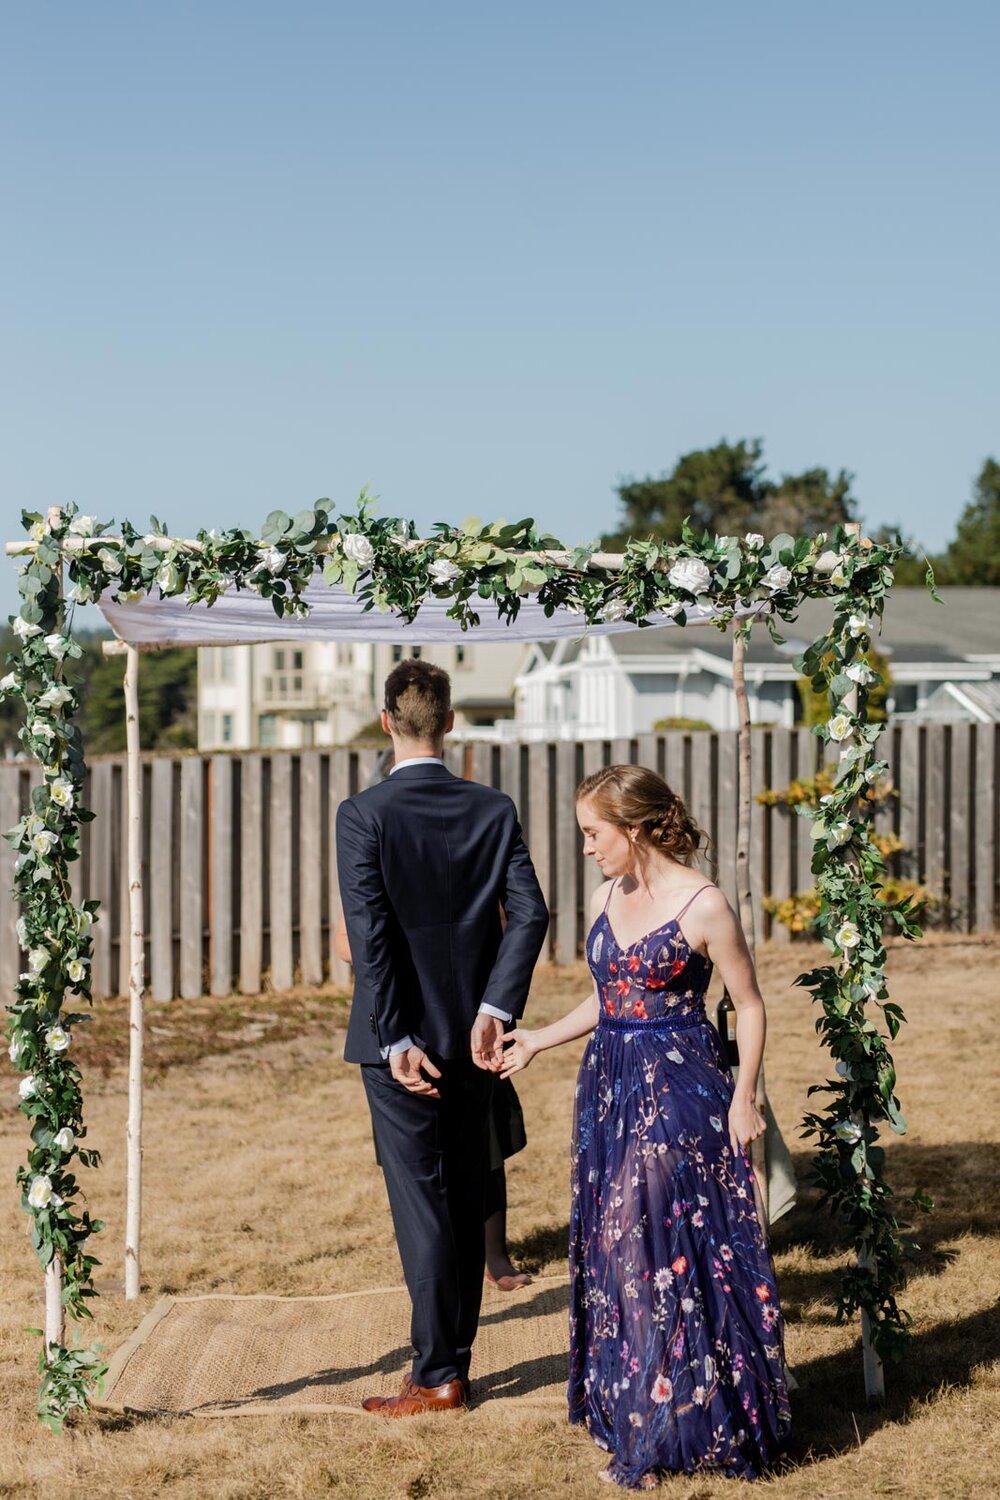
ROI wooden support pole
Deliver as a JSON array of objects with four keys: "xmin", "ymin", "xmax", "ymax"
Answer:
[
  {"xmin": 842, "ymin": 521, "xmax": 885, "ymax": 1402},
  {"xmin": 731, "ymin": 631, "xmax": 769, "ymax": 1221},
  {"xmin": 124, "ymin": 644, "xmax": 145, "ymax": 1300},
  {"xmin": 44, "ymin": 506, "xmax": 65, "ymax": 1356}
]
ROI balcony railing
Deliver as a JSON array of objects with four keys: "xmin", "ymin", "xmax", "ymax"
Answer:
[{"xmin": 258, "ymin": 673, "xmax": 360, "ymax": 709}]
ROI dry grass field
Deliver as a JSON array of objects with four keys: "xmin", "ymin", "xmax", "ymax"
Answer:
[{"xmin": 1, "ymin": 935, "xmax": 998, "ymax": 1500}]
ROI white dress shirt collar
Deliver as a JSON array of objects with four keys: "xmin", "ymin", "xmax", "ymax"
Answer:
[{"xmin": 389, "ymin": 756, "xmax": 446, "ymax": 774}]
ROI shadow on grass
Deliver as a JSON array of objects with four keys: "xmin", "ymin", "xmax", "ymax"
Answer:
[
  {"xmin": 509, "ymin": 1222, "xmax": 570, "ymax": 1274},
  {"xmin": 787, "ymin": 1295, "xmax": 1000, "ymax": 1462}
]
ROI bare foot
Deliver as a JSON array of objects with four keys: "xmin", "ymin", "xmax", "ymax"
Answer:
[{"xmin": 597, "ymin": 1466, "xmax": 657, "ymax": 1490}]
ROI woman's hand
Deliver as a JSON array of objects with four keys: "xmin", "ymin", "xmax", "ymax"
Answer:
[
  {"xmin": 728, "ymin": 1090, "xmax": 766, "ymax": 1156},
  {"xmin": 499, "ymin": 1027, "xmax": 539, "ymax": 1079}
]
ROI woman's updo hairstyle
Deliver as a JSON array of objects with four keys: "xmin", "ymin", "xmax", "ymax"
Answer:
[{"xmin": 576, "ymin": 764, "xmax": 706, "ymax": 866}]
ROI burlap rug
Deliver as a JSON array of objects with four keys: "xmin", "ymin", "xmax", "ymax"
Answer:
[{"xmin": 99, "ymin": 1276, "xmax": 570, "ymax": 1417}]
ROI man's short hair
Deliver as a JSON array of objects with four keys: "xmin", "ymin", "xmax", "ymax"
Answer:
[{"xmin": 384, "ymin": 658, "xmax": 452, "ymax": 741}]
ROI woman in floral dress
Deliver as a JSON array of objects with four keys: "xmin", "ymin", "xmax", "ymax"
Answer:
[{"xmin": 502, "ymin": 766, "xmax": 790, "ymax": 1488}]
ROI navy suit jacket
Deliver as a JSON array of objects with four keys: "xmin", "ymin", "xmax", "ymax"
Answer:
[{"xmin": 336, "ymin": 762, "xmax": 549, "ymax": 1065}]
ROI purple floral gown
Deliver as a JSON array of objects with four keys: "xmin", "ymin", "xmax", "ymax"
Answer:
[{"xmin": 569, "ymin": 883, "xmax": 791, "ymax": 1487}]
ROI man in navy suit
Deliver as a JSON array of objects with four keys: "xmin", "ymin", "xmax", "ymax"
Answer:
[{"xmin": 336, "ymin": 658, "xmax": 548, "ymax": 1415}]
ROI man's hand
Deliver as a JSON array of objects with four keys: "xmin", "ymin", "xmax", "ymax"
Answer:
[
  {"xmin": 389, "ymin": 1046, "xmax": 442, "ymax": 1098},
  {"xmin": 471, "ymin": 1013, "xmax": 506, "ymax": 1072}
]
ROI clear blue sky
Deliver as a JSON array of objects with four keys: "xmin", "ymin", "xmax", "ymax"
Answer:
[{"xmin": 2, "ymin": 1, "xmax": 997, "ymax": 620}]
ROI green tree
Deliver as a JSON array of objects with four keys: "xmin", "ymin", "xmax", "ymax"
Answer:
[
  {"xmin": 937, "ymin": 457, "xmax": 1000, "ymax": 585},
  {"xmin": 80, "ymin": 643, "xmax": 197, "ymax": 754},
  {"xmin": 603, "ymin": 438, "xmax": 857, "ymax": 547}
]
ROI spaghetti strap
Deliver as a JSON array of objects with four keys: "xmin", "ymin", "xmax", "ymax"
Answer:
[
  {"xmin": 602, "ymin": 878, "xmax": 619, "ymax": 913},
  {"xmin": 674, "ymin": 884, "xmax": 714, "ymax": 923}
]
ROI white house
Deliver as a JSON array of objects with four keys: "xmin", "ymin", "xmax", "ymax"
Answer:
[
  {"xmin": 513, "ymin": 587, "xmax": 1000, "ymax": 738},
  {"xmin": 197, "ymin": 638, "xmax": 530, "ymax": 751}
]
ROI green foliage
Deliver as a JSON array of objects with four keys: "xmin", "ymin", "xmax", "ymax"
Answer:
[
  {"xmin": 603, "ymin": 438, "xmax": 856, "ymax": 548},
  {"xmin": 797, "ymin": 646, "xmax": 891, "ymax": 726},
  {"xmin": 79, "ymin": 642, "xmax": 197, "ymax": 754},
  {"xmin": 874, "ymin": 456, "xmax": 1000, "ymax": 586},
  {"xmin": 651, "ymin": 717, "xmax": 712, "ymax": 731}
]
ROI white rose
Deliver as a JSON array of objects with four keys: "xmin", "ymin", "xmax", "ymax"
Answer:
[
  {"xmin": 826, "ymin": 820, "xmax": 853, "ymax": 849},
  {"xmin": 156, "ymin": 561, "xmax": 182, "ymax": 595},
  {"xmin": 258, "ymin": 546, "xmax": 286, "ymax": 576},
  {"xmin": 44, "ymin": 1025, "xmax": 70, "ymax": 1053},
  {"xmin": 602, "ymin": 599, "xmax": 628, "ymax": 622},
  {"xmin": 28, "ymin": 947, "xmax": 49, "ymax": 976},
  {"xmin": 827, "ymin": 714, "xmax": 853, "ymax": 743},
  {"xmin": 835, "ymin": 921, "xmax": 861, "ymax": 950},
  {"xmin": 117, "ymin": 588, "xmax": 144, "ymax": 604},
  {"xmin": 29, "ymin": 520, "xmax": 48, "ymax": 543},
  {"xmin": 744, "ymin": 533, "xmax": 764, "ymax": 550},
  {"xmin": 54, "ymin": 1127, "xmax": 75, "ymax": 1153},
  {"xmin": 846, "ymin": 660, "xmax": 873, "ymax": 684},
  {"xmin": 73, "ymin": 907, "xmax": 93, "ymax": 935},
  {"xmin": 0, "ymin": 671, "xmax": 17, "ymax": 694},
  {"xmin": 763, "ymin": 564, "xmax": 792, "ymax": 592},
  {"xmin": 19, "ymin": 1075, "xmax": 36, "ymax": 1099},
  {"xmin": 68, "ymin": 514, "xmax": 96, "ymax": 537},
  {"xmin": 342, "ymin": 533, "xmax": 375, "ymax": 568},
  {"xmin": 830, "ymin": 560, "xmax": 849, "ymax": 587},
  {"xmin": 68, "ymin": 581, "xmax": 95, "ymax": 604},
  {"xmin": 833, "ymin": 1119, "xmax": 862, "ymax": 1143},
  {"xmin": 428, "ymin": 558, "xmax": 461, "ymax": 587},
  {"xmin": 27, "ymin": 1175, "xmax": 53, "ymax": 1209},
  {"xmin": 49, "ymin": 779, "xmax": 74, "ymax": 810},
  {"xmin": 66, "ymin": 958, "xmax": 87, "ymax": 984},
  {"xmin": 31, "ymin": 830, "xmax": 58, "ymax": 856},
  {"xmin": 8, "ymin": 1037, "xmax": 21, "ymax": 1064},
  {"xmin": 96, "ymin": 546, "xmax": 122, "ymax": 574},
  {"xmin": 13, "ymin": 617, "xmax": 42, "ymax": 640},
  {"xmin": 38, "ymin": 683, "xmax": 71, "ymax": 711},
  {"xmin": 667, "ymin": 557, "xmax": 712, "ymax": 595},
  {"xmin": 43, "ymin": 634, "xmax": 71, "ymax": 659},
  {"xmin": 847, "ymin": 613, "xmax": 867, "ymax": 638},
  {"xmin": 663, "ymin": 601, "xmax": 684, "ymax": 619},
  {"xmin": 30, "ymin": 720, "xmax": 55, "ymax": 741},
  {"xmin": 15, "ymin": 916, "xmax": 29, "ymax": 946}
]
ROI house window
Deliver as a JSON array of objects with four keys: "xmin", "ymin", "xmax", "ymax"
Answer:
[
  {"xmin": 259, "ymin": 714, "xmax": 277, "ymax": 747},
  {"xmin": 273, "ymin": 649, "xmax": 285, "ymax": 670},
  {"xmin": 411, "ymin": 646, "xmax": 422, "ymax": 659},
  {"xmin": 219, "ymin": 646, "xmax": 234, "ymax": 682},
  {"xmin": 292, "ymin": 649, "xmax": 304, "ymax": 670},
  {"xmin": 392, "ymin": 645, "xmax": 404, "ymax": 664},
  {"xmin": 456, "ymin": 644, "xmax": 469, "ymax": 668},
  {"xmin": 221, "ymin": 713, "xmax": 234, "ymax": 745},
  {"xmin": 337, "ymin": 644, "xmax": 352, "ymax": 666},
  {"xmin": 891, "ymin": 685, "xmax": 918, "ymax": 714}
]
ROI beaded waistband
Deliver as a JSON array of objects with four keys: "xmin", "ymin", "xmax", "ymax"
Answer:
[{"xmin": 598, "ymin": 1010, "xmax": 709, "ymax": 1033}]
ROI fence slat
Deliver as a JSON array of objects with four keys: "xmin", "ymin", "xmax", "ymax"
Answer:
[
  {"xmin": 768, "ymin": 729, "xmax": 793, "ymax": 944},
  {"xmin": 209, "ymin": 756, "xmax": 233, "ymax": 997},
  {"xmin": 553, "ymin": 741, "xmax": 578, "ymax": 963},
  {"xmin": 239, "ymin": 756, "xmax": 262, "ymax": 993},
  {"xmin": 975, "ymin": 724, "xmax": 997, "ymax": 932},
  {"xmin": 924, "ymin": 725, "xmax": 947, "ymax": 896},
  {"xmin": 327, "ymin": 749, "xmax": 351, "ymax": 985},
  {"xmin": 527, "ymin": 745, "xmax": 553, "ymax": 957},
  {"xmin": 299, "ymin": 752, "xmax": 323, "ymax": 986},
  {"xmin": 580, "ymin": 739, "xmax": 606, "ymax": 916},
  {"xmin": 715, "ymin": 732, "xmax": 739, "ymax": 911},
  {"xmin": 149, "ymin": 759, "xmax": 174, "ymax": 1001},
  {"xmin": 269, "ymin": 754, "xmax": 294, "ymax": 991},
  {"xmin": 898, "ymin": 725, "xmax": 921, "ymax": 888},
  {"xmin": 179, "ymin": 757, "xmax": 204, "ymax": 998},
  {"xmin": 749, "ymin": 729, "xmax": 768, "ymax": 945},
  {"xmin": 948, "ymin": 722, "xmax": 971, "ymax": 931}
]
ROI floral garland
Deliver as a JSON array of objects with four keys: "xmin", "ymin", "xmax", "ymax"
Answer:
[{"xmin": 3, "ymin": 495, "xmax": 926, "ymax": 1424}]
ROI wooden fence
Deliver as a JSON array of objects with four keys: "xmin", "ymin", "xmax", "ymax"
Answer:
[{"xmin": 1, "ymin": 723, "xmax": 997, "ymax": 1003}]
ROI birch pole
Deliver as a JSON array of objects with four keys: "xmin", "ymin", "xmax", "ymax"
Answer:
[
  {"xmin": 44, "ymin": 507, "xmax": 66, "ymax": 1354},
  {"xmin": 841, "ymin": 522, "xmax": 885, "ymax": 1401},
  {"xmin": 123, "ymin": 643, "xmax": 144, "ymax": 1300},
  {"xmin": 731, "ymin": 630, "xmax": 769, "ymax": 1219}
]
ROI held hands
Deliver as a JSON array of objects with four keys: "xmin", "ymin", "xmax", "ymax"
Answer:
[
  {"xmin": 389, "ymin": 1046, "xmax": 442, "ymax": 1098},
  {"xmin": 499, "ymin": 1027, "xmax": 538, "ymax": 1079},
  {"xmin": 728, "ymin": 1089, "xmax": 766, "ymax": 1156},
  {"xmin": 470, "ymin": 1013, "xmax": 506, "ymax": 1073}
]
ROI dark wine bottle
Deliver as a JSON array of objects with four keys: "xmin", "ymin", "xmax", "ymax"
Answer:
[{"xmin": 716, "ymin": 989, "xmax": 740, "ymax": 1068}]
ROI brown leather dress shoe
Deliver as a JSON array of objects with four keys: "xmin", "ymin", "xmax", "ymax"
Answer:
[{"xmin": 361, "ymin": 1375, "xmax": 470, "ymax": 1416}]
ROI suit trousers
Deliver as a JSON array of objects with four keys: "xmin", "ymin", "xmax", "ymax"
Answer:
[{"xmin": 362, "ymin": 1058, "xmax": 493, "ymax": 1388}]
